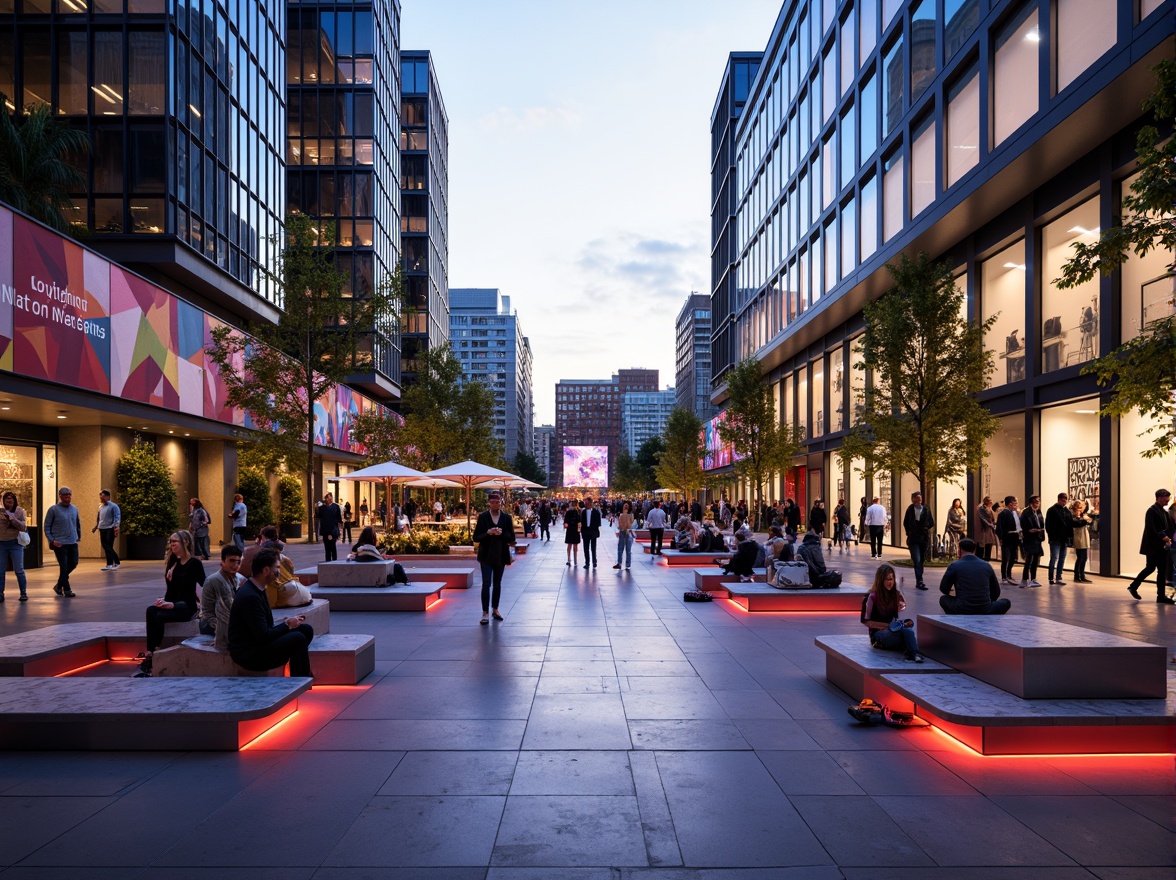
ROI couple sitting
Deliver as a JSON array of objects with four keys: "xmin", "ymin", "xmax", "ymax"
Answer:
[{"xmin": 675, "ymin": 516, "xmax": 725, "ymax": 553}]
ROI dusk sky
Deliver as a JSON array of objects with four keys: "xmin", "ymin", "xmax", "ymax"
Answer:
[{"xmin": 400, "ymin": 0, "xmax": 782, "ymax": 425}]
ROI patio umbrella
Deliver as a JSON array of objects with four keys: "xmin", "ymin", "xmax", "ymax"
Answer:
[
  {"xmin": 422, "ymin": 460, "xmax": 520, "ymax": 530},
  {"xmin": 403, "ymin": 476, "xmax": 464, "ymax": 521},
  {"xmin": 338, "ymin": 462, "xmax": 431, "ymax": 529}
]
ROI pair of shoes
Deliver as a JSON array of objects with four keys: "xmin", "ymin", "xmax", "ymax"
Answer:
[
  {"xmin": 916, "ymin": 583, "xmax": 928, "ymax": 591},
  {"xmin": 63, "ymin": 590, "xmax": 76, "ymax": 598},
  {"xmin": 1019, "ymin": 580, "xmax": 1028, "ymax": 588},
  {"xmin": 904, "ymin": 654, "xmax": 925, "ymax": 664},
  {"xmin": 138, "ymin": 656, "xmax": 152, "ymax": 674},
  {"xmin": 1128, "ymin": 585, "xmax": 1141, "ymax": 600},
  {"xmin": 584, "ymin": 564, "xmax": 589, "ymax": 569},
  {"xmin": 612, "ymin": 564, "xmax": 621, "ymax": 569},
  {"xmin": 1028, "ymin": 580, "xmax": 1041, "ymax": 588},
  {"xmin": 112, "ymin": 563, "xmax": 120, "ymax": 570},
  {"xmin": 480, "ymin": 614, "xmax": 489, "ymax": 625},
  {"xmin": 1056, "ymin": 579, "xmax": 1066, "ymax": 585},
  {"xmin": 101, "ymin": 565, "xmax": 113, "ymax": 571},
  {"xmin": 1158, "ymin": 596, "xmax": 1176, "ymax": 605},
  {"xmin": 492, "ymin": 611, "xmax": 503, "ymax": 621},
  {"xmin": 53, "ymin": 584, "xmax": 63, "ymax": 596},
  {"xmin": 625, "ymin": 565, "xmax": 630, "ymax": 570},
  {"xmin": 18, "ymin": 594, "xmax": 27, "ymax": 601}
]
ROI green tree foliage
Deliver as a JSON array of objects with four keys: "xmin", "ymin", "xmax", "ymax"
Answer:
[
  {"xmin": 635, "ymin": 435, "xmax": 665, "ymax": 491},
  {"xmin": 236, "ymin": 467, "xmax": 274, "ymax": 538},
  {"xmin": 611, "ymin": 450, "xmax": 646, "ymax": 495},
  {"xmin": 207, "ymin": 214, "xmax": 401, "ymax": 527},
  {"xmin": 277, "ymin": 473, "xmax": 304, "ymax": 528},
  {"xmin": 840, "ymin": 253, "xmax": 999, "ymax": 507},
  {"xmin": 718, "ymin": 358, "xmax": 803, "ymax": 530},
  {"xmin": 349, "ymin": 407, "xmax": 405, "ymax": 469},
  {"xmin": 654, "ymin": 408, "xmax": 705, "ymax": 502},
  {"xmin": 1055, "ymin": 60, "xmax": 1176, "ymax": 458},
  {"xmin": 115, "ymin": 437, "xmax": 180, "ymax": 537},
  {"xmin": 0, "ymin": 96, "xmax": 89, "ymax": 235},
  {"xmin": 512, "ymin": 449, "xmax": 547, "ymax": 485}
]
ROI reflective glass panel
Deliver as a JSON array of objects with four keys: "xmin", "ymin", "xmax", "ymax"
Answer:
[
  {"xmin": 994, "ymin": 6, "xmax": 1039, "ymax": 146},
  {"xmin": 883, "ymin": 36, "xmax": 903, "ymax": 136},
  {"xmin": 910, "ymin": 117, "xmax": 935, "ymax": 216},
  {"xmin": 1041, "ymin": 198, "xmax": 1100, "ymax": 371},
  {"xmin": 981, "ymin": 240, "xmax": 1027, "ymax": 388},
  {"xmin": 1057, "ymin": 0, "xmax": 1116, "ymax": 91}
]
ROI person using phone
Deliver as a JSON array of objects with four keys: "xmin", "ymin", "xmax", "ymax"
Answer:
[
  {"xmin": 227, "ymin": 547, "xmax": 314, "ymax": 678},
  {"xmin": 472, "ymin": 491, "xmax": 516, "ymax": 625},
  {"xmin": 861, "ymin": 563, "xmax": 924, "ymax": 663}
]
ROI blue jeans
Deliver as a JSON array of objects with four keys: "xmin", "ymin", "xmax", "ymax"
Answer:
[
  {"xmin": 908, "ymin": 541, "xmax": 926, "ymax": 584},
  {"xmin": 616, "ymin": 531, "xmax": 633, "ymax": 567},
  {"xmin": 1047, "ymin": 542, "xmax": 1068, "ymax": 581},
  {"xmin": 0, "ymin": 540, "xmax": 28, "ymax": 596},
  {"xmin": 872, "ymin": 625, "xmax": 920, "ymax": 658}
]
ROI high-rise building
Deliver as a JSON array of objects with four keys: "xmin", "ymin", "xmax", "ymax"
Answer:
[
  {"xmin": 675, "ymin": 292, "xmax": 714, "ymax": 421},
  {"xmin": 288, "ymin": 0, "xmax": 403, "ymax": 400},
  {"xmin": 710, "ymin": 0, "xmax": 1174, "ymax": 575},
  {"xmin": 533, "ymin": 424, "xmax": 555, "ymax": 484},
  {"xmin": 2, "ymin": 0, "xmax": 289, "ymax": 317},
  {"xmin": 449, "ymin": 288, "xmax": 533, "ymax": 462},
  {"xmin": 621, "ymin": 389, "xmax": 676, "ymax": 458},
  {"xmin": 555, "ymin": 369, "xmax": 659, "ymax": 485},
  {"xmin": 400, "ymin": 49, "xmax": 449, "ymax": 388}
]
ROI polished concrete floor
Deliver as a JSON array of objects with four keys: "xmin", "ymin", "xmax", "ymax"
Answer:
[{"xmin": 0, "ymin": 531, "xmax": 1173, "ymax": 878}]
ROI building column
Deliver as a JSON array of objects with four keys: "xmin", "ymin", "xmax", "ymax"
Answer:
[{"xmin": 199, "ymin": 439, "xmax": 236, "ymax": 549}]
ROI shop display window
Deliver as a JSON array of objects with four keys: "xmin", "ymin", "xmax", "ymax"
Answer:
[
  {"xmin": 849, "ymin": 338, "xmax": 865, "ymax": 427},
  {"xmin": 0, "ymin": 445, "xmax": 39, "ymax": 527},
  {"xmin": 981, "ymin": 240, "xmax": 1027, "ymax": 388},
  {"xmin": 829, "ymin": 345, "xmax": 845, "ymax": 432},
  {"xmin": 797, "ymin": 365, "xmax": 809, "ymax": 439},
  {"xmin": 812, "ymin": 355, "xmax": 825, "ymax": 437},
  {"xmin": 1041, "ymin": 198, "xmax": 1100, "ymax": 373},
  {"xmin": 981, "ymin": 414, "xmax": 1025, "ymax": 516},
  {"xmin": 1117, "ymin": 410, "xmax": 1171, "ymax": 575},
  {"xmin": 1040, "ymin": 401, "xmax": 1101, "ymax": 573}
]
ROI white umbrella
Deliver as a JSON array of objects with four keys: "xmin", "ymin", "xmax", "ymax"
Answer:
[
  {"xmin": 404, "ymin": 477, "xmax": 464, "ymax": 489},
  {"xmin": 422, "ymin": 460, "xmax": 520, "ymax": 530},
  {"xmin": 475, "ymin": 472, "xmax": 546, "ymax": 491},
  {"xmin": 337, "ymin": 462, "xmax": 430, "ymax": 529}
]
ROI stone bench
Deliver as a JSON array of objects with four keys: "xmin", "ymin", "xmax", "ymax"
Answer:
[
  {"xmin": 297, "ymin": 557, "xmax": 478, "ymax": 585},
  {"xmin": 513, "ymin": 542, "xmax": 530, "ymax": 555},
  {"xmin": 0, "ymin": 676, "xmax": 311, "ymax": 750},
  {"xmin": 814, "ymin": 634, "xmax": 957, "ymax": 710},
  {"xmin": 693, "ymin": 567, "xmax": 766, "ymax": 590},
  {"xmin": 310, "ymin": 582, "xmax": 446, "ymax": 612},
  {"xmin": 656, "ymin": 551, "xmax": 732, "ymax": 567},
  {"xmin": 917, "ymin": 614, "xmax": 1168, "ymax": 699},
  {"xmin": 400, "ymin": 567, "xmax": 475, "ymax": 589},
  {"xmin": 878, "ymin": 670, "xmax": 1176, "ymax": 755},
  {"xmin": 316, "ymin": 560, "xmax": 396, "ymax": 587},
  {"xmin": 152, "ymin": 633, "xmax": 375, "ymax": 685},
  {"xmin": 717, "ymin": 582, "xmax": 869, "ymax": 612},
  {"xmin": 447, "ymin": 545, "xmax": 477, "ymax": 557}
]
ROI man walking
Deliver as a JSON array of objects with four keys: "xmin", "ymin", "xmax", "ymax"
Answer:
[
  {"xmin": 902, "ymin": 491, "xmax": 934, "ymax": 591},
  {"xmin": 1045, "ymin": 492, "xmax": 1073, "ymax": 585},
  {"xmin": 318, "ymin": 492, "xmax": 343, "ymax": 561},
  {"xmin": 230, "ymin": 493, "xmax": 248, "ymax": 553},
  {"xmin": 864, "ymin": 496, "xmax": 888, "ymax": 558},
  {"xmin": 939, "ymin": 538, "xmax": 1012, "ymax": 615},
  {"xmin": 44, "ymin": 487, "xmax": 82, "ymax": 597},
  {"xmin": 580, "ymin": 497, "xmax": 601, "ymax": 569},
  {"xmin": 91, "ymin": 489, "xmax": 121, "ymax": 571},
  {"xmin": 538, "ymin": 501, "xmax": 552, "ymax": 541},
  {"xmin": 645, "ymin": 500, "xmax": 667, "ymax": 556},
  {"xmin": 1127, "ymin": 488, "xmax": 1175, "ymax": 604},
  {"xmin": 473, "ymin": 492, "xmax": 516, "ymax": 624},
  {"xmin": 996, "ymin": 496, "xmax": 1022, "ymax": 585}
]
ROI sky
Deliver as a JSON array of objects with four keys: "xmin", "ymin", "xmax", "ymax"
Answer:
[{"xmin": 399, "ymin": 0, "xmax": 783, "ymax": 425}]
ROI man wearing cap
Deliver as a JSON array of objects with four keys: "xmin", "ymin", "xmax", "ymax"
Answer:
[
  {"xmin": 1127, "ymin": 489, "xmax": 1175, "ymax": 604},
  {"xmin": 473, "ymin": 491, "xmax": 516, "ymax": 624},
  {"xmin": 43, "ymin": 487, "xmax": 82, "ymax": 597}
]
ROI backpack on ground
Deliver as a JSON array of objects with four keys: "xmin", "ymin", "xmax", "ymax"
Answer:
[
  {"xmin": 683, "ymin": 590, "xmax": 713, "ymax": 602},
  {"xmin": 813, "ymin": 570, "xmax": 842, "ymax": 589},
  {"xmin": 768, "ymin": 560, "xmax": 811, "ymax": 589}
]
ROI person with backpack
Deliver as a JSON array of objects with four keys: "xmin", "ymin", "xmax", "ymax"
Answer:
[{"xmin": 796, "ymin": 527, "xmax": 841, "ymax": 587}]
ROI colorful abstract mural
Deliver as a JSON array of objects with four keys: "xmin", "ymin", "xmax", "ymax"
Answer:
[{"xmin": 0, "ymin": 206, "xmax": 12, "ymax": 372}]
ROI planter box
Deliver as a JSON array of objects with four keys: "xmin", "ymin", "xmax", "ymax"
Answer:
[{"xmin": 283, "ymin": 524, "xmax": 303, "ymax": 539}]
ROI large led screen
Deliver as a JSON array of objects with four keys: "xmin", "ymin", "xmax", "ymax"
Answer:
[{"xmin": 563, "ymin": 445, "xmax": 608, "ymax": 488}]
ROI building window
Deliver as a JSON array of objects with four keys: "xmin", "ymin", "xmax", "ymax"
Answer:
[
  {"xmin": 947, "ymin": 67, "xmax": 980, "ymax": 186},
  {"xmin": 945, "ymin": 0, "xmax": 980, "ymax": 60},
  {"xmin": 883, "ymin": 37, "xmax": 904, "ymax": 136},
  {"xmin": 841, "ymin": 6, "xmax": 856, "ymax": 96},
  {"xmin": 993, "ymin": 5, "xmax": 1039, "ymax": 147},
  {"xmin": 1141, "ymin": 0, "xmax": 1165, "ymax": 17},
  {"xmin": 860, "ymin": 69, "xmax": 877, "ymax": 167},
  {"xmin": 841, "ymin": 197, "xmax": 856, "ymax": 279},
  {"xmin": 128, "ymin": 32, "xmax": 165, "ymax": 115},
  {"xmin": 859, "ymin": 0, "xmax": 876, "ymax": 66},
  {"xmin": 812, "ymin": 355, "xmax": 825, "ymax": 437},
  {"xmin": 1056, "ymin": 0, "xmax": 1116, "ymax": 92},
  {"xmin": 882, "ymin": 150, "xmax": 904, "ymax": 242},
  {"xmin": 981, "ymin": 240, "xmax": 1027, "ymax": 388},
  {"xmin": 1041, "ymin": 198, "xmax": 1101, "ymax": 372},
  {"xmin": 57, "ymin": 31, "xmax": 88, "ymax": 115},
  {"xmin": 840, "ymin": 105, "xmax": 855, "ymax": 188},
  {"xmin": 910, "ymin": 116, "xmax": 935, "ymax": 217},
  {"xmin": 910, "ymin": 0, "xmax": 936, "ymax": 102},
  {"xmin": 860, "ymin": 174, "xmax": 877, "ymax": 260}
]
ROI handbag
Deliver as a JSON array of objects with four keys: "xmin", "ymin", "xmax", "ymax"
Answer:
[
  {"xmin": 769, "ymin": 560, "xmax": 811, "ymax": 589},
  {"xmin": 16, "ymin": 530, "xmax": 30, "ymax": 547}
]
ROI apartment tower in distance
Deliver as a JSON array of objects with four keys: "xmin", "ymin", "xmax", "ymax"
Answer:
[
  {"xmin": 675, "ymin": 292, "xmax": 715, "ymax": 421},
  {"xmin": 555, "ymin": 369, "xmax": 658, "ymax": 486},
  {"xmin": 400, "ymin": 49, "xmax": 450, "ymax": 387}
]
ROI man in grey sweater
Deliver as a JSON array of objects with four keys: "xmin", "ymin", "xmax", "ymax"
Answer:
[
  {"xmin": 939, "ymin": 538, "xmax": 1011, "ymax": 615},
  {"xmin": 43, "ymin": 487, "xmax": 82, "ymax": 598}
]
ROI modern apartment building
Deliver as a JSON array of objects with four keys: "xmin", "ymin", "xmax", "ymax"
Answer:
[
  {"xmin": 555, "ymin": 369, "xmax": 659, "ymax": 486},
  {"xmin": 674, "ymin": 292, "xmax": 715, "ymax": 421},
  {"xmin": 399, "ymin": 49, "xmax": 449, "ymax": 387},
  {"xmin": 621, "ymin": 388, "xmax": 677, "ymax": 458},
  {"xmin": 449, "ymin": 288, "xmax": 533, "ymax": 462},
  {"xmin": 533, "ymin": 424, "xmax": 555, "ymax": 484},
  {"xmin": 710, "ymin": 0, "xmax": 1174, "ymax": 575}
]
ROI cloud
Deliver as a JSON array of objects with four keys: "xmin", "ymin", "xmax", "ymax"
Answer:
[{"xmin": 575, "ymin": 233, "xmax": 705, "ymax": 305}]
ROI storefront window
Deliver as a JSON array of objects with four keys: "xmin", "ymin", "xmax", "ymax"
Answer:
[
  {"xmin": 797, "ymin": 365, "xmax": 809, "ymax": 439},
  {"xmin": 1040, "ymin": 401, "xmax": 1100, "ymax": 573},
  {"xmin": 849, "ymin": 337, "xmax": 865, "ymax": 427},
  {"xmin": 812, "ymin": 355, "xmax": 825, "ymax": 438},
  {"xmin": 1118, "ymin": 410, "xmax": 1170, "ymax": 575},
  {"xmin": 783, "ymin": 371, "xmax": 795, "ymax": 432},
  {"xmin": 830, "ymin": 345, "xmax": 845, "ymax": 433},
  {"xmin": 947, "ymin": 67, "xmax": 979, "ymax": 186},
  {"xmin": 1118, "ymin": 170, "xmax": 1175, "ymax": 341},
  {"xmin": 981, "ymin": 414, "xmax": 1025, "ymax": 519},
  {"xmin": 1056, "ymin": 0, "xmax": 1115, "ymax": 92},
  {"xmin": 981, "ymin": 240, "xmax": 1027, "ymax": 388},
  {"xmin": 0, "ymin": 445, "xmax": 39, "ymax": 528},
  {"xmin": 993, "ymin": 5, "xmax": 1039, "ymax": 147},
  {"xmin": 1041, "ymin": 198, "xmax": 1100, "ymax": 373},
  {"xmin": 910, "ymin": 116, "xmax": 935, "ymax": 217}
]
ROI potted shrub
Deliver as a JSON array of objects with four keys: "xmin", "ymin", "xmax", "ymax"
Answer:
[
  {"xmin": 277, "ymin": 472, "xmax": 304, "ymax": 539},
  {"xmin": 116, "ymin": 437, "xmax": 180, "ymax": 560},
  {"xmin": 236, "ymin": 467, "xmax": 274, "ymax": 540}
]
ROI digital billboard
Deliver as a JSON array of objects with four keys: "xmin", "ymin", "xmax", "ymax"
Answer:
[
  {"xmin": 563, "ymin": 445, "xmax": 608, "ymax": 488},
  {"xmin": 701, "ymin": 411, "xmax": 741, "ymax": 470}
]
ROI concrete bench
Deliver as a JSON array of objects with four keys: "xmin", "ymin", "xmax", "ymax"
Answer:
[
  {"xmin": 513, "ymin": 542, "xmax": 530, "ymax": 555},
  {"xmin": 717, "ymin": 582, "xmax": 869, "ymax": 612},
  {"xmin": 657, "ymin": 551, "xmax": 732, "ymax": 567},
  {"xmin": 0, "ymin": 676, "xmax": 310, "ymax": 750},
  {"xmin": 310, "ymin": 582, "xmax": 446, "ymax": 612},
  {"xmin": 317, "ymin": 560, "xmax": 396, "ymax": 587},
  {"xmin": 814, "ymin": 634, "xmax": 956, "ymax": 710},
  {"xmin": 878, "ymin": 670, "xmax": 1176, "ymax": 755},
  {"xmin": 693, "ymin": 567, "xmax": 766, "ymax": 590},
  {"xmin": 447, "ymin": 545, "xmax": 476, "ymax": 557},
  {"xmin": 152, "ymin": 633, "xmax": 376, "ymax": 685},
  {"xmin": 917, "ymin": 614, "xmax": 1168, "ymax": 699},
  {"xmin": 400, "ymin": 567, "xmax": 475, "ymax": 589}
]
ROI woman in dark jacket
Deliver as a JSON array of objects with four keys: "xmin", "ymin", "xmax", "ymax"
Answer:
[
  {"xmin": 563, "ymin": 501, "xmax": 582, "ymax": 567},
  {"xmin": 136, "ymin": 530, "xmax": 205, "ymax": 676}
]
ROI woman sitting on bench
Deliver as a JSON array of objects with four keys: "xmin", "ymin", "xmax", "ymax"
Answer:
[
  {"xmin": 722, "ymin": 527, "xmax": 759, "ymax": 579},
  {"xmin": 135, "ymin": 530, "xmax": 205, "ymax": 677},
  {"xmin": 861, "ymin": 563, "xmax": 924, "ymax": 663}
]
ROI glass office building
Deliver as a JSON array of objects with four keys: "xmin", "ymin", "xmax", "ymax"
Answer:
[
  {"xmin": 399, "ymin": 49, "xmax": 449, "ymax": 387},
  {"xmin": 287, "ymin": 0, "xmax": 401, "ymax": 399},
  {"xmin": 675, "ymin": 292, "xmax": 716, "ymax": 421},
  {"xmin": 710, "ymin": 0, "xmax": 1174, "ymax": 575},
  {"xmin": 0, "ymin": 0, "xmax": 286, "ymax": 315}
]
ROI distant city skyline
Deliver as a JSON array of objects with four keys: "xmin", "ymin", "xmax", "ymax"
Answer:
[{"xmin": 400, "ymin": 0, "xmax": 781, "ymax": 424}]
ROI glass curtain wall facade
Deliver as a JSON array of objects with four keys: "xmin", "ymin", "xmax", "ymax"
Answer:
[
  {"xmin": 399, "ymin": 49, "xmax": 449, "ymax": 386},
  {"xmin": 0, "ymin": 0, "xmax": 285, "ymax": 309},
  {"xmin": 711, "ymin": 0, "xmax": 1174, "ymax": 574},
  {"xmin": 675, "ymin": 292, "xmax": 715, "ymax": 421},
  {"xmin": 286, "ymin": 0, "xmax": 401, "ymax": 394}
]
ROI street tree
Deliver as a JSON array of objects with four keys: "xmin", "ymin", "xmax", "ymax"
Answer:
[
  {"xmin": 513, "ymin": 449, "xmax": 547, "ymax": 486},
  {"xmin": 611, "ymin": 450, "xmax": 646, "ymax": 496},
  {"xmin": 718, "ymin": 357, "xmax": 803, "ymax": 530},
  {"xmin": 0, "ymin": 97, "xmax": 89, "ymax": 235},
  {"xmin": 839, "ymin": 253, "xmax": 999, "ymax": 510},
  {"xmin": 207, "ymin": 213, "xmax": 401, "ymax": 529},
  {"xmin": 1056, "ymin": 59, "xmax": 1176, "ymax": 457},
  {"xmin": 654, "ymin": 408, "xmax": 705, "ymax": 502},
  {"xmin": 635, "ymin": 435, "xmax": 665, "ymax": 492}
]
